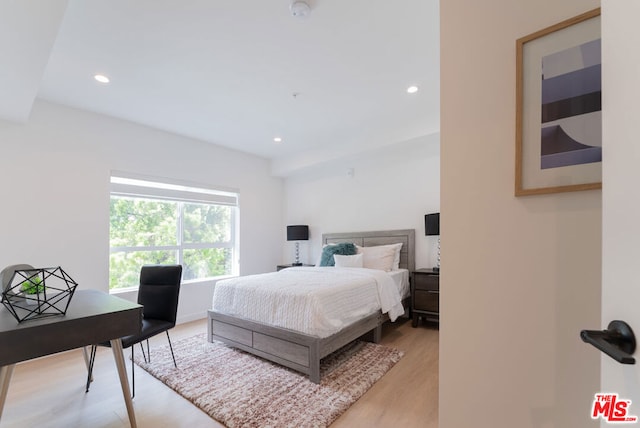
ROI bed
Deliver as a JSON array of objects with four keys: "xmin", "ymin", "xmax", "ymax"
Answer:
[{"xmin": 207, "ymin": 229, "xmax": 415, "ymax": 383}]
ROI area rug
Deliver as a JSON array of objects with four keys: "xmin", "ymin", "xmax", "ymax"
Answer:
[{"xmin": 134, "ymin": 333, "xmax": 403, "ymax": 427}]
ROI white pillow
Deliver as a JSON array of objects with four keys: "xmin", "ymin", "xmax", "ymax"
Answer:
[
  {"xmin": 333, "ymin": 253, "xmax": 364, "ymax": 268},
  {"xmin": 357, "ymin": 243, "xmax": 402, "ymax": 271},
  {"xmin": 390, "ymin": 243, "xmax": 403, "ymax": 269}
]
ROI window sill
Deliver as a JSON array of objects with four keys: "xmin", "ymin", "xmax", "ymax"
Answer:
[{"xmin": 109, "ymin": 274, "xmax": 238, "ymax": 294}]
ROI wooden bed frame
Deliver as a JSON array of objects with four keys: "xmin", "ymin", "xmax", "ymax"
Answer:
[{"xmin": 207, "ymin": 229, "xmax": 415, "ymax": 383}]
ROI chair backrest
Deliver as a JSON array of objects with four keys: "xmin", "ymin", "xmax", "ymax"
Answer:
[{"xmin": 138, "ymin": 265, "xmax": 182, "ymax": 326}]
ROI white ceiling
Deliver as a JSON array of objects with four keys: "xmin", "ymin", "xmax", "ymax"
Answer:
[{"xmin": 0, "ymin": 0, "xmax": 439, "ymax": 174}]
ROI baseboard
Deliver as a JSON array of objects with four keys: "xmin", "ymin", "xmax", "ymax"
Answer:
[{"xmin": 177, "ymin": 311, "xmax": 207, "ymax": 325}]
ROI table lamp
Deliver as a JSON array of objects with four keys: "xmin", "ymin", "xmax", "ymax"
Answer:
[
  {"xmin": 425, "ymin": 213, "xmax": 440, "ymax": 272},
  {"xmin": 287, "ymin": 225, "xmax": 309, "ymax": 266}
]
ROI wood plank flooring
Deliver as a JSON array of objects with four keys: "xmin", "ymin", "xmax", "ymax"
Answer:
[{"xmin": 1, "ymin": 317, "xmax": 438, "ymax": 428}]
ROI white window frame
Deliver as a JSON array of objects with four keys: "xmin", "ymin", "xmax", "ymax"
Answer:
[{"xmin": 109, "ymin": 173, "xmax": 239, "ymax": 292}]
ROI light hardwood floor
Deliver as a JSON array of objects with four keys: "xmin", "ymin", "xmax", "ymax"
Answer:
[{"xmin": 1, "ymin": 317, "xmax": 438, "ymax": 428}]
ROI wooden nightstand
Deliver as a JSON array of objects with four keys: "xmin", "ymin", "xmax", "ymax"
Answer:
[
  {"xmin": 411, "ymin": 268, "xmax": 439, "ymax": 327},
  {"xmin": 277, "ymin": 264, "xmax": 314, "ymax": 271}
]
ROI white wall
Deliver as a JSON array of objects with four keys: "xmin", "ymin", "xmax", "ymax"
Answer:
[
  {"xmin": 283, "ymin": 134, "xmax": 440, "ymax": 267},
  {"xmin": 440, "ymin": 1, "xmax": 601, "ymax": 427},
  {"xmin": 0, "ymin": 100, "xmax": 284, "ymax": 323}
]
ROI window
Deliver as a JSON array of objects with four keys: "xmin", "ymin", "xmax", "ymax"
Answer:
[{"xmin": 109, "ymin": 174, "xmax": 238, "ymax": 291}]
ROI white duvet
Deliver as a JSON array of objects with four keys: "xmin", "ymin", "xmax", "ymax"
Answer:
[{"xmin": 211, "ymin": 267, "xmax": 405, "ymax": 338}]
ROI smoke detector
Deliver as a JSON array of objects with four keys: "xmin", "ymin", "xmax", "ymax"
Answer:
[{"xmin": 290, "ymin": 1, "xmax": 311, "ymax": 18}]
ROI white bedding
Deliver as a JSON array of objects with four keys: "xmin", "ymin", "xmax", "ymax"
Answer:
[
  {"xmin": 211, "ymin": 267, "xmax": 405, "ymax": 338},
  {"xmin": 389, "ymin": 269, "xmax": 410, "ymax": 300}
]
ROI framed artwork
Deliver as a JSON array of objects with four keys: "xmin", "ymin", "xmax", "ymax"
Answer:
[{"xmin": 515, "ymin": 8, "xmax": 601, "ymax": 196}]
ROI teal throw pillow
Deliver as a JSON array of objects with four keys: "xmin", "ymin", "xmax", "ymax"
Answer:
[{"xmin": 319, "ymin": 243, "xmax": 357, "ymax": 267}]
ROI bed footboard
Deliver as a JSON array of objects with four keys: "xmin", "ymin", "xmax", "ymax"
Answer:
[{"xmin": 207, "ymin": 310, "xmax": 383, "ymax": 383}]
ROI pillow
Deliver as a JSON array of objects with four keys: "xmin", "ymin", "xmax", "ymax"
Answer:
[
  {"xmin": 385, "ymin": 243, "xmax": 403, "ymax": 270},
  {"xmin": 314, "ymin": 244, "xmax": 333, "ymax": 267},
  {"xmin": 319, "ymin": 242, "xmax": 357, "ymax": 267},
  {"xmin": 333, "ymin": 253, "xmax": 364, "ymax": 268},
  {"xmin": 357, "ymin": 243, "xmax": 403, "ymax": 271},
  {"xmin": 390, "ymin": 243, "xmax": 403, "ymax": 270}
]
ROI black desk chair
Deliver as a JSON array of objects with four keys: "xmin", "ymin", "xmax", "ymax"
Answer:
[{"xmin": 86, "ymin": 264, "xmax": 182, "ymax": 397}]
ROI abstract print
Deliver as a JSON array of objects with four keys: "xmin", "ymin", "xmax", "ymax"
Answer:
[{"xmin": 540, "ymin": 39, "xmax": 601, "ymax": 169}]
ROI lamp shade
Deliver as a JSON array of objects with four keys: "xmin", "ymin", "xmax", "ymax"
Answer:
[
  {"xmin": 287, "ymin": 225, "xmax": 309, "ymax": 241},
  {"xmin": 425, "ymin": 213, "xmax": 440, "ymax": 236}
]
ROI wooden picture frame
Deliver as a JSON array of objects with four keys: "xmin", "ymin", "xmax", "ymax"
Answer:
[{"xmin": 515, "ymin": 8, "xmax": 601, "ymax": 196}]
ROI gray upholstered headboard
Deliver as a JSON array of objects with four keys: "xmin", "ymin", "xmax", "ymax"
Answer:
[{"xmin": 322, "ymin": 229, "xmax": 415, "ymax": 272}]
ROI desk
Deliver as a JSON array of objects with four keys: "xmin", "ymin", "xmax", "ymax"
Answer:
[{"xmin": 0, "ymin": 290, "xmax": 142, "ymax": 427}]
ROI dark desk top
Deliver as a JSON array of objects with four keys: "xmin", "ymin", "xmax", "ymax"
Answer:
[{"xmin": 0, "ymin": 290, "xmax": 142, "ymax": 366}]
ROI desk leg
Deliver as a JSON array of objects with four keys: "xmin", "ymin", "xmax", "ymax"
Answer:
[
  {"xmin": 0, "ymin": 364, "xmax": 16, "ymax": 420},
  {"xmin": 110, "ymin": 339, "xmax": 137, "ymax": 428}
]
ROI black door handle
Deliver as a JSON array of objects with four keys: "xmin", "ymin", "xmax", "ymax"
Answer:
[{"xmin": 580, "ymin": 320, "xmax": 636, "ymax": 364}]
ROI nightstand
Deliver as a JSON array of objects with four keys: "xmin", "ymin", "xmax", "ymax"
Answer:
[
  {"xmin": 277, "ymin": 264, "xmax": 314, "ymax": 271},
  {"xmin": 411, "ymin": 268, "xmax": 439, "ymax": 327}
]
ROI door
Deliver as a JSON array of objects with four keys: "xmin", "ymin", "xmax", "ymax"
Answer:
[{"xmin": 601, "ymin": 0, "xmax": 640, "ymax": 425}]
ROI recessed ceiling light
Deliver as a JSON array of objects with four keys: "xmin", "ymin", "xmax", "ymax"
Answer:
[
  {"xmin": 407, "ymin": 85, "xmax": 419, "ymax": 94},
  {"xmin": 290, "ymin": 1, "xmax": 311, "ymax": 18},
  {"xmin": 94, "ymin": 74, "xmax": 110, "ymax": 84},
  {"xmin": 273, "ymin": 137, "xmax": 282, "ymax": 143}
]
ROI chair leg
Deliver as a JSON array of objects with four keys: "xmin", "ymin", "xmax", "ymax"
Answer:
[
  {"xmin": 166, "ymin": 331, "xmax": 177, "ymax": 368},
  {"xmin": 146, "ymin": 339, "xmax": 150, "ymax": 363},
  {"xmin": 82, "ymin": 346, "xmax": 95, "ymax": 384},
  {"xmin": 85, "ymin": 345, "xmax": 97, "ymax": 393},
  {"xmin": 139, "ymin": 342, "xmax": 147, "ymax": 363}
]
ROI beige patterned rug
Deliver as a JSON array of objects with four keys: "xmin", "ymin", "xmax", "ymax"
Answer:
[{"xmin": 134, "ymin": 333, "xmax": 403, "ymax": 427}]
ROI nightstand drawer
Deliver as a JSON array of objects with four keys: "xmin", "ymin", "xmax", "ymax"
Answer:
[
  {"xmin": 414, "ymin": 290, "xmax": 439, "ymax": 313},
  {"xmin": 413, "ymin": 274, "xmax": 439, "ymax": 291}
]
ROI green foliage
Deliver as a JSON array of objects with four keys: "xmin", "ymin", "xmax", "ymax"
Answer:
[
  {"xmin": 109, "ymin": 197, "xmax": 234, "ymax": 289},
  {"xmin": 182, "ymin": 203, "xmax": 231, "ymax": 244},
  {"xmin": 182, "ymin": 248, "xmax": 231, "ymax": 281},
  {"xmin": 21, "ymin": 276, "xmax": 44, "ymax": 295},
  {"xmin": 110, "ymin": 197, "xmax": 178, "ymax": 247},
  {"xmin": 110, "ymin": 250, "xmax": 178, "ymax": 289}
]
